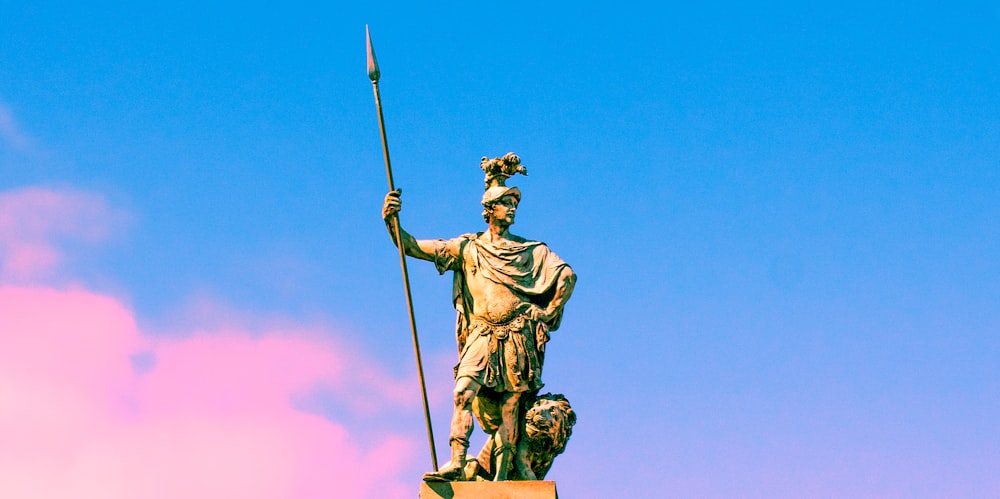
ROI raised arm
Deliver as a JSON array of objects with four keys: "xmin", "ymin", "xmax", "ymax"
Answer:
[{"xmin": 382, "ymin": 189, "xmax": 453, "ymax": 263}]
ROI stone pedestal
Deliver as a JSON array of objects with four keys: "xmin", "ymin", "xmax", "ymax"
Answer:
[{"xmin": 419, "ymin": 480, "xmax": 558, "ymax": 499}]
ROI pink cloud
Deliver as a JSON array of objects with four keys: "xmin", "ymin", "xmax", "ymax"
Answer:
[
  {"xmin": 0, "ymin": 286, "xmax": 419, "ymax": 498},
  {"xmin": 0, "ymin": 187, "xmax": 119, "ymax": 281}
]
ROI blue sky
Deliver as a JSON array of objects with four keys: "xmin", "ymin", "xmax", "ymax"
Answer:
[{"xmin": 2, "ymin": 2, "xmax": 998, "ymax": 497}]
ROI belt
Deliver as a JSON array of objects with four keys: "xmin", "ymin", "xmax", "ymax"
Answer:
[{"xmin": 469, "ymin": 311, "xmax": 530, "ymax": 340}]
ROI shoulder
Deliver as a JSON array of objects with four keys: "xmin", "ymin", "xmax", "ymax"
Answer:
[
  {"xmin": 445, "ymin": 233, "xmax": 478, "ymax": 256},
  {"xmin": 440, "ymin": 233, "xmax": 477, "ymax": 246}
]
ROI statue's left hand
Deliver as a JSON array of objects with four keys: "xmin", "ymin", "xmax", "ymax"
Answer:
[{"xmin": 528, "ymin": 304, "xmax": 557, "ymax": 324}]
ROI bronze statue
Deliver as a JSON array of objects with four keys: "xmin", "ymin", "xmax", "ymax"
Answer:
[{"xmin": 382, "ymin": 153, "xmax": 577, "ymax": 481}]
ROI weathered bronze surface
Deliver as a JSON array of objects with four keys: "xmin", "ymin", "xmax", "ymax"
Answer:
[{"xmin": 383, "ymin": 153, "xmax": 577, "ymax": 482}]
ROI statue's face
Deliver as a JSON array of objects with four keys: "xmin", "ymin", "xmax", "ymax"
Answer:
[{"xmin": 491, "ymin": 195, "xmax": 519, "ymax": 226}]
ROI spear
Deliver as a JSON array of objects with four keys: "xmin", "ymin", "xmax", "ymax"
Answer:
[{"xmin": 366, "ymin": 25, "xmax": 438, "ymax": 471}]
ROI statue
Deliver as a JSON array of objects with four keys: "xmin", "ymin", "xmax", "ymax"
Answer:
[{"xmin": 382, "ymin": 153, "xmax": 577, "ymax": 482}]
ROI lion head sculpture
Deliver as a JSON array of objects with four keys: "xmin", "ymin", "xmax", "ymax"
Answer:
[{"xmin": 521, "ymin": 393, "xmax": 576, "ymax": 479}]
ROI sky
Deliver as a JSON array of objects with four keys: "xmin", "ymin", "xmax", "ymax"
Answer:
[{"xmin": 1, "ymin": 1, "xmax": 998, "ymax": 497}]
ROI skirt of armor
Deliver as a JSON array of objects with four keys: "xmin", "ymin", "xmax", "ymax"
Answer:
[{"xmin": 455, "ymin": 313, "xmax": 544, "ymax": 393}]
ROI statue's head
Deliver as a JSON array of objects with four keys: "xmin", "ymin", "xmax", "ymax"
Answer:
[
  {"xmin": 482, "ymin": 189, "xmax": 520, "ymax": 224},
  {"xmin": 479, "ymin": 152, "xmax": 526, "ymax": 225}
]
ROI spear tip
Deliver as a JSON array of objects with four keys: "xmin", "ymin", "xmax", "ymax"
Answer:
[{"xmin": 366, "ymin": 25, "xmax": 381, "ymax": 82}]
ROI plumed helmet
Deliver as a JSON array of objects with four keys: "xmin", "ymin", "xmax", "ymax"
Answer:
[
  {"xmin": 481, "ymin": 185, "xmax": 521, "ymax": 206},
  {"xmin": 479, "ymin": 152, "xmax": 527, "ymax": 206}
]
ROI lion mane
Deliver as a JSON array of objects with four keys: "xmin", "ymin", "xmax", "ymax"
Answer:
[{"xmin": 521, "ymin": 393, "xmax": 576, "ymax": 479}]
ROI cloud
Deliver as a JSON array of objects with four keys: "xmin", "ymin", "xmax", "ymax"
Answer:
[
  {"xmin": 0, "ymin": 285, "xmax": 419, "ymax": 499},
  {"xmin": 0, "ymin": 187, "xmax": 119, "ymax": 281},
  {"xmin": 0, "ymin": 186, "xmax": 420, "ymax": 498}
]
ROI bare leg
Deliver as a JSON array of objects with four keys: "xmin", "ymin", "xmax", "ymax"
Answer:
[
  {"xmin": 450, "ymin": 376, "xmax": 481, "ymax": 450},
  {"xmin": 423, "ymin": 377, "xmax": 481, "ymax": 481},
  {"xmin": 493, "ymin": 391, "xmax": 520, "ymax": 481}
]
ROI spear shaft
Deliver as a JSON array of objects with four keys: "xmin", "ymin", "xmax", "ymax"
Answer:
[{"xmin": 366, "ymin": 25, "xmax": 439, "ymax": 471}]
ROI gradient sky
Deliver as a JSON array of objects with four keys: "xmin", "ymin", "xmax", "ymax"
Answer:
[{"xmin": 1, "ymin": 2, "xmax": 998, "ymax": 497}]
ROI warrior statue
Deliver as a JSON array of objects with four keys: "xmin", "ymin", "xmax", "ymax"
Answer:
[{"xmin": 382, "ymin": 153, "xmax": 577, "ymax": 482}]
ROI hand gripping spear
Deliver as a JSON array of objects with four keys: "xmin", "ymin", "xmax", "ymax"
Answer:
[{"xmin": 366, "ymin": 26, "xmax": 439, "ymax": 471}]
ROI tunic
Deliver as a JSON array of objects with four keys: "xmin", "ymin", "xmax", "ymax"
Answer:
[{"xmin": 432, "ymin": 233, "xmax": 571, "ymax": 393}]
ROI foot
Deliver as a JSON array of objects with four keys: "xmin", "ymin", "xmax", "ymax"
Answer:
[{"xmin": 422, "ymin": 460, "xmax": 466, "ymax": 482}]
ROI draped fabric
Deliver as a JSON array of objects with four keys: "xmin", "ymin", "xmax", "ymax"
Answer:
[{"xmin": 433, "ymin": 233, "xmax": 571, "ymax": 393}]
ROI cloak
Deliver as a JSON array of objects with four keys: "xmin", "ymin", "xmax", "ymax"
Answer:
[{"xmin": 435, "ymin": 232, "xmax": 570, "ymax": 362}]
